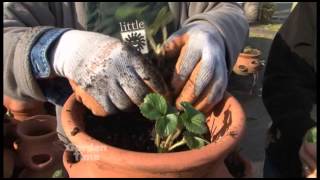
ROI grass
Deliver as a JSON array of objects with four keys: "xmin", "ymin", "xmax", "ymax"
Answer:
[
  {"xmin": 249, "ymin": 23, "xmax": 283, "ymax": 40},
  {"xmin": 260, "ymin": 24, "xmax": 282, "ymax": 32}
]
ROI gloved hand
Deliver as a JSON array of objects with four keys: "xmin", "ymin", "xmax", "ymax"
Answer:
[
  {"xmin": 50, "ymin": 30, "xmax": 169, "ymax": 116},
  {"xmin": 162, "ymin": 22, "xmax": 228, "ymax": 114}
]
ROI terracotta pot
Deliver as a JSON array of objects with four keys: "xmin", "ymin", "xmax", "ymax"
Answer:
[
  {"xmin": 4, "ymin": 114, "xmax": 15, "ymax": 137},
  {"xmin": 3, "ymin": 148, "xmax": 15, "ymax": 178},
  {"xmin": 18, "ymin": 161, "xmax": 67, "ymax": 178},
  {"xmin": 300, "ymin": 141, "xmax": 317, "ymax": 178},
  {"xmin": 15, "ymin": 115, "xmax": 64, "ymax": 170},
  {"xmin": 240, "ymin": 154, "xmax": 253, "ymax": 178},
  {"xmin": 61, "ymin": 92, "xmax": 250, "ymax": 177},
  {"xmin": 225, "ymin": 151, "xmax": 253, "ymax": 178},
  {"xmin": 3, "ymin": 95, "xmax": 47, "ymax": 122},
  {"xmin": 4, "ymin": 113, "xmax": 17, "ymax": 149},
  {"xmin": 233, "ymin": 50, "xmax": 263, "ymax": 76}
]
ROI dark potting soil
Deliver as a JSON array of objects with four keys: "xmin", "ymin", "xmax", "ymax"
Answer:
[
  {"xmin": 84, "ymin": 109, "xmax": 158, "ymax": 152},
  {"xmin": 84, "ymin": 109, "xmax": 192, "ymax": 153}
]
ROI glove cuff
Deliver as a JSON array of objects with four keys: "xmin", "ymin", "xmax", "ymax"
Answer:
[
  {"xmin": 50, "ymin": 30, "xmax": 120, "ymax": 78},
  {"xmin": 30, "ymin": 28, "xmax": 71, "ymax": 79}
]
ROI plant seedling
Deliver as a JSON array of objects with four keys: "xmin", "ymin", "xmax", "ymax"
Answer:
[{"xmin": 139, "ymin": 93, "xmax": 210, "ymax": 153}]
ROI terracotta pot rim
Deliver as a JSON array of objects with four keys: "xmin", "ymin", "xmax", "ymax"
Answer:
[
  {"xmin": 16, "ymin": 115, "xmax": 57, "ymax": 141},
  {"xmin": 61, "ymin": 92, "xmax": 246, "ymax": 172}
]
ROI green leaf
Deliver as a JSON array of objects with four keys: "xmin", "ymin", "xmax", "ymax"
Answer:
[
  {"xmin": 147, "ymin": 6, "xmax": 173, "ymax": 36},
  {"xmin": 180, "ymin": 102, "xmax": 208, "ymax": 135},
  {"xmin": 139, "ymin": 93, "xmax": 167, "ymax": 121},
  {"xmin": 183, "ymin": 131, "xmax": 209, "ymax": 149},
  {"xmin": 115, "ymin": 5, "xmax": 149, "ymax": 20},
  {"xmin": 52, "ymin": 169, "xmax": 64, "ymax": 178},
  {"xmin": 155, "ymin": 113, "xmax": 178, "ymax": 137},
  {"xmin": 306, "ymin": 127, "xmax": 317, "ymax": 144}
]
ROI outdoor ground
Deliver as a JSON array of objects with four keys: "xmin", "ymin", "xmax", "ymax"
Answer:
[{"xmin": 227, "ymin": 2, "xmax": 293, "ymax": 178}]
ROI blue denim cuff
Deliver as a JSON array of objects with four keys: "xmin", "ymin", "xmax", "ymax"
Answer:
[{"xmin": 30, "ymin": 28, "xmax": 71, "ymax": 79}]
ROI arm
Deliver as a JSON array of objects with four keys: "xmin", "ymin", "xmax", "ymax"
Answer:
[{"xmin": 3, "ymin": 2, "xmax": 75, "ymax": 103}]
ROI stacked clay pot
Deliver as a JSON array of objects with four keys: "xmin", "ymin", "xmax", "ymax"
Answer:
[{"xmin": 15, "ymin": 115, "xmax": 65, "ymax": 178}]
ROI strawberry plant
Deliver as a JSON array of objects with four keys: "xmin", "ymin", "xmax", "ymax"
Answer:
[{"xmin": 139, "ymin": 93, "xmax": 210, "ymax": 153}]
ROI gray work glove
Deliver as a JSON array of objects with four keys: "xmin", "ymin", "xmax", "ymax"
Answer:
[{"xmin": 51, "ymin": 30, "xmax": 169, "ymax": 116}]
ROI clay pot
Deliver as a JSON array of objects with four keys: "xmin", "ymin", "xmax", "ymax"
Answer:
[
  {"xmin": 15, "ymin": 115, "xmax": 64, "ymax": 170},
  {"xmin": 18, "ymin": 159, "xmax": 67, "ymax": 178},
  {"xmin": 4, "ymin": 113, "xmax": 17, "ymax": 149},
  {"xmin": 225, "ymin": 151, "xmax": 253, "ymax": 178},
  {"xmin": 61, "ymin": 92, "xmax": 251, "ymax": 177},
  {"xmin": 3, "ymin": 95, "xmax": 47, "ymax": 122},
  {"xmin": 300, "ymin": 141, "xmax": 317, "ymax": 178},
  {"xmin": 3, "ymin": 148, "xmax": 15, "ymax": 178},
  {"xmin": 233, "ymin": 50, "xmax": 263, "ymax": 76},
  {"xmin": 240, "ymin": 154, "xmax": 253, "ymax": 178},
  {"xmin": 4, "ymin": 114, "xmax": 15, "ymax": 137}
]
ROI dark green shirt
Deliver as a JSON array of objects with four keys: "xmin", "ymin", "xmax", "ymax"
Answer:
[{"xmin": 85, "ymin": 2, "xmax": 175, "ymax": 54}]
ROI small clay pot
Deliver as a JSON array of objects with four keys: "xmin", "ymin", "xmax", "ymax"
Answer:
[
  {"xmin": 4, "ymin": 114, "xmax": 15, "ymax": 137},
  {"xmin": 15, "ymin": 115, "xmax": 64, "ymax": 170},
  {"xmin": 233, "ymin": 50, "xmax": 263, "ymax": 76},
  {"xmin": 61, "ymin": 92, "xmax": 251, "ymax": 177},
  {"xmin": 3, "ymin": 95, "xmax": 47, "ymax": 122},
  {"xmin": 18, "ymin": 161, "xmax": 67, "ymax": 178},
  {"xmin": 4, "ymin": 114, "xmax": 17, "ymax": 148},
  {"xmin": 3, "ymin": 148, "xmax": 15, "ymax": 178}
]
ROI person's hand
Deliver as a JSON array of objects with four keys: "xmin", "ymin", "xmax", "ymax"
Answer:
[
  {"xmin": 299, "ymin": 127, "xmax": 317, "ymax": 178},
  {"xmin": 162, "ymin": 22, "xmax": 228, "ymax": 114},
  {"xmin": 51, "ymin": 30, "xmax": 169, "ymax": 116}
]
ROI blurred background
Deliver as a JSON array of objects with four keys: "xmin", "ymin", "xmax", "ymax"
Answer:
[{"xmin": 230, "ymin": 2, "xmax": 298, "ymax": 178}]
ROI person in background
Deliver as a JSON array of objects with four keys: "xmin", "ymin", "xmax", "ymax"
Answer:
[{"xmin": 262, "ymin": 2, "xmax": 317, "ymax": 178}]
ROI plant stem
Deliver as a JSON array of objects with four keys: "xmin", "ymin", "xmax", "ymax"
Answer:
[
  {"xmin": 168, "ymin": 138, "xmax": 187, "ymax": 152},
  {"xmin": 162, "ymin": 26, "xmax": 168, "ymax": 45},
  {"xmin": 155, "ymin": 133, "xmax": 160, "ymax": 147},
  {"xmin": 164, "ymin": 134, "xmax": 173, "ymax": 149},
  {"xmin": 147, "ymin": 32, "xmax": 158, "ymax": 55},
  {"xmin": 169, "ymin": 128, "xmax": 182, "ymax": 147}
]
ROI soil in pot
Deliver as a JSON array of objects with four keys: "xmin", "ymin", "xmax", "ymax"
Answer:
[{"xmin": 84, "ymin": 109, "xmax": 194, "ymax": 153}]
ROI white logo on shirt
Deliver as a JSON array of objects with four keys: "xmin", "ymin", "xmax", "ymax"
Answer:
[{"xmin": 119, "ymin": 20, "xmax": 149, "ymax": 54}]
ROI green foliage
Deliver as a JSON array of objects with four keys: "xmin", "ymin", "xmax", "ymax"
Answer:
[
  {"xmin": 183, "ymin": 131, "xmax": 210, "ymax": 149},
  {"xmin": 156, "ymin": 114, "xmax": 178, "ymax": 137},
  {"xmin": 180, "ymin": 102, "xmax": 207, "ymax": 135},
  {"xmin": 140, "ymin": 93, "xmax": 167, "ymax": 121},
  {"xmin": 259, "ymin": 2, "xmax": 276, "ymax": 23},
  {"xmin": 139, "ymin": 93, "xmax": 210, "ymax": 153},
  {"xmin": 148, "ymin": 6, "xmax": 173, "ymax": 36},
  {"xmin": 52, "ymin": 169, "xmax": 64, "ymax": 178},
  {"xmin": 306, "ymin": 127, "xmax": 317, "ymax": 144}
]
